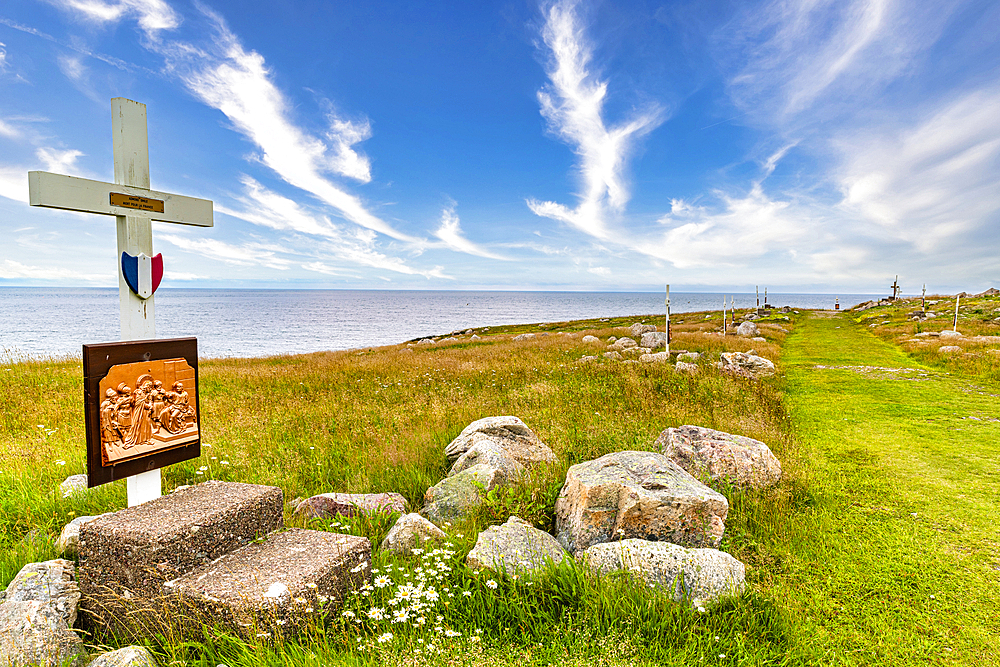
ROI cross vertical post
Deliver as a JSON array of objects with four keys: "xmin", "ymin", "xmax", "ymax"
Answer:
[
  {"xmin": 922, "ymin": 284, "xmax": 926, "ymax": 312},
  {"xmin": 722, "ymin": 294, "xmax": 726, "ymax": 336},
  {"xmin": 113, "ymin": 99, "xmax": 159, "ymax": 506},
  {"xmin": 954, "ymin": 294, "xmax": 960, "ymax": 332}
]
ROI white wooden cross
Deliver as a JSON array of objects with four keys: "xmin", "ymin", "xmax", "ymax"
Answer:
[{"xmin": 28, "ymin": 97, "xmax": 213, "ymax": 507}]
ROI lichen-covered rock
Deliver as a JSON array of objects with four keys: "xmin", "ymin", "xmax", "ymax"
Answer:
[
  {"xmin": 603, "ymin": 351, "xmax": 624, "ymax": 361},
  {"xmin": 449, "ymin": 437, "xmax": 525, "ymax": 483},
  {"xmin": 676, "ymin": 352, "xmax": 701, "ymax": 363},
  {"xmin": 720, "ymin": 352, "xmax": 776, "ymax": 378},
  {"xmin": 609, "ymin": 337, "xmax": 637, "ymax": 351},
  {"xmin": 444, "ymin": 416, "xmax": 556, "ymax": 468},
  {"xmin": 583, "ymin": 539, "xmax": 745, "ymax": 605},
  {"xmin": 577, "ymin": 355, "xmax": 598, "ymax": 363},
  {"xmin": 293, "ymin": 492, "xmax": 408, "ymax": 519},
  {"xmin": 629, "ymin": 323, "xmax": 657, "ymax": 337},
  {"xmin": 939, "ymin": 345, "xmax": 962, "ymax": 354},
  {"xmin": 55, "ymin": 516, "xmax": 101, "ymax": 557},
  {"xmin": 582, "ymin": 335, "xmax": 600, "ymax": 344},
  {"xmin": 512, "ymin": 333, "xmax": 536, "ymax": 342},
  {"xmin": 655, "ymin": 425, "xmax": 781, "ymax": 489},
  {"xmin": 939, "ymin": 330, "xmax": 963, "ymax": 339},
  {"xmin": 639, "ymin": 351, "xmax": 671, "ymax": 363},
  {"xmin": 422, "ymin": 464, "xmax": 502, "ymax": 525},
  {"xmin": 380, "ymin": 513, "xmax": 447, "ymax": 555},
  {"xmin": 2, "ymin": 559, "xmax": 80, "ymax": 627},
  {"xmin": 0, "ymin": 600, "xmax": 86, "ymax": 667},
  {"xmin": 674, "ymin": 362, "xmax": 699, "ymax": 374},
  {"xmin": 736, "ymin": 321, "xmax": 759, "ymax": 337},
  {"xmin": 58, "ymin": 474, "xmax": 88, "ymax": 498},
  {"xmin": 640, "ymin": 332, "xmax": 666, "ymax": 350},
  {"xmin": 88, "ymin": 646, "xmax": 158, "ymax": 667},
  {"xmin": 554, "ymin": 451, "xmax": 729, "ymax": 553},
  {"xmin": 466, "ymin": 517, "xmax": 567, "ymax": 577}
]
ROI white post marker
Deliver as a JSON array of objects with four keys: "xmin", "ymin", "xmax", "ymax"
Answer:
[
  {"xmin": 954, "ymin": 293, "xmax": 961, "ymax": 332},
  {"xmin": 665, "ymin": 284, "xmax": 671, "ymax": 355},
  {"xmin": 28, "ymin": 98, "xmax": 213, "ymax": 507}
]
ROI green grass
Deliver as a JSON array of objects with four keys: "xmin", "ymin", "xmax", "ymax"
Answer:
[{"xmin": 2, "ymin": 309, "xmax": 998, "ymax": 665}]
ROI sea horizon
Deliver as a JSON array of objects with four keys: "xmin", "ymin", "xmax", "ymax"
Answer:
[{"xmin": 1, "ymin": 287, "xmax": 881, "ymax": 359}]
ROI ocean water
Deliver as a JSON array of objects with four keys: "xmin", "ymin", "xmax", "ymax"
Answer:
[{"xmin": 0, "ymin": 288, "xmax": 877, "ymax": 359}]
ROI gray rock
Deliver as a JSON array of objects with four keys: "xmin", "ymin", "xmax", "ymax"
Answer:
[
  {"xmin": 607, "ymin": 336, "xmax": 617, "ymax": 343},
  {"xmin": 88, "ymin": 646, "xmax": 158, "ymax": 667},
  {"xmin": 399, "ymin": 348, "xmax": 414, "ymax": 354},
  {"xmin": 58, "ymin": 474, "xmax": 88, "ymax": 498},
  {"xmin": 629, "ymin": 323, "xmax": 657, "ymax": 338},
  {"xmin": 380, "ymin": 513, "xmax": 447, "ymax": 555},
  {"xmin": 751, "ymin": 336, "xmax": 767, "ymax": 343},
  {"xmin": 656, "ymin": 425, "xmax": 781, "ymax": 489},
  {"xmin": 444, "ymin": 416, "xmax": 557, "ymax": 468},
  {"xmin": 422, "ymin": 464, "xmax": 502, "ymax": 525},
  {"xmin": 939, "ymin": 345, "xmax": 962, "ymax": 354},
  {"xmin": 676, "ymin": 352, "xmax": 701, "ymax": 363},
  {"xmin": 674, "ymin": 362, "xmax": 699, "ymax": 374},
  {"xmin": 720, "ymin": 352, "xmax": 776, "ymax": 378},
  {"xmin": 609, "ymin": 337, "xmax": 637, "ymax": 351},
  {"xmin": 583, "ymin": 539, "xmax": 745, "ymax": 605},
  {"xmin": 736, "ymin": 321, "xmax": 759, "ymax": 337},
  {"xmin": 939, "ymin": 330, "xmax": 963, "ymax": 339},
  {"xmin": 470, "ymin": 334, "xmax": 481, "ymax": 340},
  {"xmin": 56, "ymin": 516, "xmax": 103, "ymax": 557},
  {"xmin": 554, "ymin": 451, "xmax": 729, "ymax": 554},
  {"xmin": 0, "ymin": 600, "xmax": 86, "ymax": 667},
  {"xmin": 449, "ymin": 436, "xmax": 525, "ymax": 484},
  {"xmin": 640, "ymin": 352, "xmax": 671, "ymax": 363},
  {"xmin": 416, "ymin": 339, "xmax": 434, "ymax": 345},
  {"xmin": 293, "ymin": 492, "xmax": 408, "ymax": 519},
  {"xmin": 1, "ymin": 560, "xmax": 80, "ymax": 627},
  {"xmin": 581, "ymin": 335, "xmax": 600, "ymax": 344},
  {"xmin": 577, "ymin": 355, "xmax": 598, "ymax": 363},
  {"xmin": 512, "ymin": 333, "xmax": 536, "ymax": 342},
  {"xmin": 440, "ymin": 337, "xmax": 459, "ymax": 343},
  {"xmin": 640, "ymin": 332, "xmax": 667, "ymax": 350},
  {"xmin": 466, "ymin": 517, "xmax": 567, "ymax": 577},
  {"xmin": 603, "ymin": 351, "xmax": 624, "ymax": 361}
]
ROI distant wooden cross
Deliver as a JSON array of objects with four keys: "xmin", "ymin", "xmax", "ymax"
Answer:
[
  {"xmin": 890, "ymin": 275, "xmax": 900, "ymax": 300},
  {"xmin": 28, "ymin": 98, "xmax": 213, "ymax": 507},
  {"xmin": 665, "ymin": 284, "xmax": 671, "ymax": 353}
]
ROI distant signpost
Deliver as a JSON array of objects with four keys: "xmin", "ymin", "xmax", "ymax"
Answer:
[{"xmin": 28, "ymin": 97, "xmax": 214, "ymax": 506}]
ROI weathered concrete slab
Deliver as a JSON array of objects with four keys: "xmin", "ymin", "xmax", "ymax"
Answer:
[
  {"xmin": 78, "ymin": 480, "xmax": 283, "ymax": 628},
  {"xmin": 166, "ymin": 528, "xmax": 370, "ymax": 637}
]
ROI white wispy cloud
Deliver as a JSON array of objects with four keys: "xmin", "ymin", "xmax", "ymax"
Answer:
[
  {"xmin": 0, "ymin": 166, "xmax": 28, "ymax": 203},
  {"xmin": 0, "ymin": 42, "xmax": 7, "ymax": 73},
  {"xmin": 527, "ymin": 0, "xmax": 664, "ymax": 238},
  {"xmin": 722, "ymin": 0, "xmax": 957, "ymax": 125},
  {"xmin": 157, "ymin": 233, "xmax": 293, "ymax": 270},
  {"xmin": 432, "ymin": 204, "xmax": 507, "ymax": 260},
  {"xmin": 835, "ymin": 88, "xmax": 1000, "ymax": 253},
  {"xmin": 48, "ymin": 0, "xmax": 181, "ymax": 39},
  {"xmin": 36, "ymin": 147, "xmax": 83, "ymax": 173},
  {"xmin": 157, "ymin": 9, "xmax": 415, "ymax": 242},
  {"xmin": 0, "ymin": 259, "xmax": 104, "ymax": 282},
  {"xmin": 220, "ymin": 177, "xmax": 445, "ymax": 278}
]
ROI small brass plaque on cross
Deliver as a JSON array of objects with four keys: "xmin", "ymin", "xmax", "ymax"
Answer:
[{"xmin": 110, "ymin": 192, "xmax": 165, "ymax": 213}]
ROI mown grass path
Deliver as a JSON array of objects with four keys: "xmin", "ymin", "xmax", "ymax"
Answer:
[{"xmin": 778, "ymin": 312, "xmax": 999, "ymax": 666}]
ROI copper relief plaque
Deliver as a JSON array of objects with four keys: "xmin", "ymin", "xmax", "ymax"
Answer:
[{"xmin": 83, "ymin": 337, "xmax": 201, "ymax": 487}]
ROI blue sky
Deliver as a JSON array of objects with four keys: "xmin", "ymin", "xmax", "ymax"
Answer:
[{"xmin": 0, "ymin": 0, "xmax": 997, "ymax": 293}]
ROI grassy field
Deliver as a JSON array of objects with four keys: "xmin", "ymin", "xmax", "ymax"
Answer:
[{"xmin": 1, "ymin": 306, "xmax": 998, "ymax": 665}]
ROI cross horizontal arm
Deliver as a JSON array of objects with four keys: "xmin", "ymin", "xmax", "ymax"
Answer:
[{"xmin": 28, "ymin": 171, "xmax": 213, "ymax": 227}]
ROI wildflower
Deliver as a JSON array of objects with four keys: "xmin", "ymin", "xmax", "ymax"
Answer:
[
  {"xmin": 374, "ymin": 575, "xmax": 391, "ymax": 588},
  {"xmin": 341, "ymin": 610, "xmax": 356, "ymax": 618},
  {"xmin": 377, "ymin": 632, "xmax": 393, "ymax": 644},
  {"xmin": 220, "ymin": 460, "xmax": 230, "ymax": 465},
  {"xmin": 198, "ymin": 465, "xmax": 208, "ymax": 471},
  {"xmin": 696, "ymin": 605, "xmax": 707, "ymax": 613},
  {"xmin": 304, "ymin": 607, "xmax": 313, "ymax": 612},
  {"xmin": 255, "ymin": 632, "xmax": 270, "ymax": 638},
  {"xmin": 412, "ymin": 548, "xmax": 423, "ymax": 554},
  {"xmin": 276, "ymin": 620, "xmax": 286, "ymax": 626},
  {"xmin": 367, "ymin": 607, "xmax": 386, "ymax": 620},
  {"xmin": 55, "ymin": 460, "xmax": 66, "ymax": 466},
  {"xmin": 305, "ymin": 582, "xmax": 317, "ymax": 589},
  {"xmin": 444, "ymin": 629, "xmax": 460, "ymax": 637},
  {"xmin": 196, "ymin": 471, "xmax": 203, "ymax": 475},
  {"xmin": 470, "ymin": 635, "xmax": 480, "ymax": 643},
  {"xmin": 392, "ymin": 609, "xmax": 409, "ymax": 623},
  {"xmin": 294, "ymin": 597, "xmax": 307, "ymax": 604},
  {"xmin": 462, "ymin": 591, "xmax": 472, "ymax": 597},
  {"xmin": 485, "ymin": 579, "xmax": 498, "ymax": 589}
]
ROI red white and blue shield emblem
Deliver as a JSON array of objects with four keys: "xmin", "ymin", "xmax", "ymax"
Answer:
[{"xmin": 121, "ymin": 252, "xmax": 163, "ymax": 300}]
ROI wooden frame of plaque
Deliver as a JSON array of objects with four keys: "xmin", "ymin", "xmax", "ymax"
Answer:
[{"xmin": 83, "ymin": 337, "xmax": 201, "ymax": 488}]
